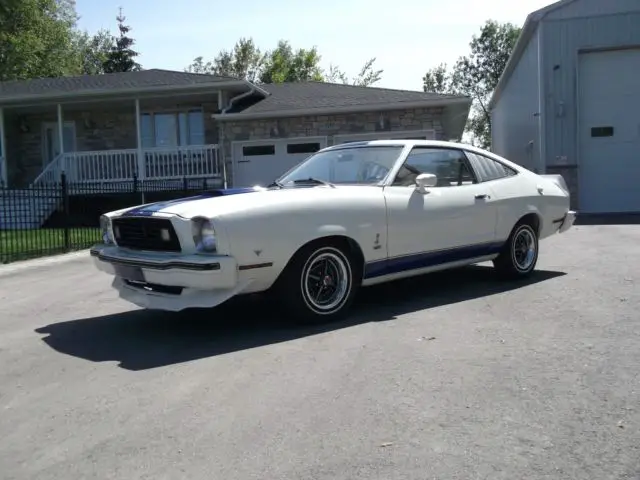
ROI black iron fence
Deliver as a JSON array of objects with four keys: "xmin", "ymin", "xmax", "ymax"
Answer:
[{"xmin": 0, "ymin": 174, "xmax": 219, "ymax": 264}]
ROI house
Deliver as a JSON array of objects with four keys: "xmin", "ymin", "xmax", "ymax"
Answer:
[
  {"xmin": 0, "ymin": 69, "xmax": 471, "ymax": 192},
  {"xmin": 489, "ymin": 0, "xmax": 640, "ymax": 214}
]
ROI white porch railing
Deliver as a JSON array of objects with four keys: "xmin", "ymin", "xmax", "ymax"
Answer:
[
  {"xmin": 32, "ymin": 153, "xmax": 64, "ymax": 186},
  {"xmin": 144, "ymin": 144, "xmax": 221, "ymax": 180},
  {"xmin": 31, "ymin": 144, "xmax": 221, "ymax": 185},
  {"xmin": 12, "ymin": 144, "xmax": 221, "ymax": 230},
  {"xmin": 66, "ymin": 149, "xmax": 138, "ymax": 183}
]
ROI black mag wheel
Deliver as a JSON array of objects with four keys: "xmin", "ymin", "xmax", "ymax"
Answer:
[
  {"xmin": 273, "ymin": 243, "xmax": 361, "ymax": 324},
  {"xmin": 493, "ymin": 222, "xmax": 539, "ymax": 279}
]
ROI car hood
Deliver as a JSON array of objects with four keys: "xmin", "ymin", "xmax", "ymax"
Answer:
[{"xmin": 110, "ymin": 185, "xmax": 369, "ymax": 219}]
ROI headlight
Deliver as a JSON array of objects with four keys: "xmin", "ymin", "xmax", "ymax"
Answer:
[
  {"xmin": 100, "ymin": 215, "xmax": 114, "ymax": 244},
  {"xmin": 192, "ymin": 217, "xmax": 217, "ymax": 253}
]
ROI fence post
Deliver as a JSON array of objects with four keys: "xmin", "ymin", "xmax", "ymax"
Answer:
[
  {"xmin": 183, "ymin": 176, "xmax": 188, "ymax": 196},
  {"xmin": 61, "ymin": 172, "xmax": 70, "ymax": 252},
  {"xmin": 133, "ymin": 172, "xmax": 144, "ymax": 205}
]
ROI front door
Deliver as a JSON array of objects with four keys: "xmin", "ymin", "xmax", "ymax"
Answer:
[
  {"xmin": 43, "ymin": 122, "xmax": 76, "ymax": 166},
  {"xmin": 382, "ymin": 146, "xmax": 498, "ymax": 275}
]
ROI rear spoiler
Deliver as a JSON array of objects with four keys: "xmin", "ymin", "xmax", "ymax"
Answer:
[{"xmin": 541, "ymin": 174, "xmax": 569, "ymax": 194}]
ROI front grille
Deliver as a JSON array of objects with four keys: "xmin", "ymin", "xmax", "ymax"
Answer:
[{"xmin": 112, "ymin": 217, "xmax": 181, "ymax": 252}]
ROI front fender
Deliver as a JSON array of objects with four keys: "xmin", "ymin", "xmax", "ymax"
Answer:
[{"xmin": 218, "ymin": 200, "xmax": 388, "ymax": 290}]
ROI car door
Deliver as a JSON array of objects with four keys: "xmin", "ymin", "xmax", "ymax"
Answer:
[{"xmin": 382, "ymin": 146, "xmax": 499, "ymax": 274}]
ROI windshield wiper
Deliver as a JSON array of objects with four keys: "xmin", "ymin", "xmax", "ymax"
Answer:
[
  {"xmin": 267, "ymin": 180, "xmax": 284, "ymax": 188},
  {"xmin": 291, "ymin": 177, "xmax": 335, "ymax": 188}
]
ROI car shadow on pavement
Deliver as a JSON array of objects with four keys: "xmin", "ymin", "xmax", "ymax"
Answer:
[{"xmin": 35, "ymin": 265, "xmax": 565, "ymax": 371}]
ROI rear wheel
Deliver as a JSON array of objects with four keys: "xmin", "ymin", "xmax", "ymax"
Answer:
[
  {"xmin": 493, "ymin": 221, "xmax": 539, "ymax": 279},
  {"xmin": 273, "ymin": 242, "xmax": 361, "ymax": 324}
]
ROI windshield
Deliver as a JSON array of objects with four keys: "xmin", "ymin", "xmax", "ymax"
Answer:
[{"xmin": 277, "ymin": 145, "xmax": 403, "ymax": 186}]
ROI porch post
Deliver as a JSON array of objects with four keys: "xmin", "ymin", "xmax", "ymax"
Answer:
[
  {"xmin": 0, "ymin": 107, "xmax": 7, "ymax": 185},
  {"xmin": 57, "ymin": 103, "xmax": 65, "ymax": 174},
  {"xmin": 134, "ymin": 98, "xmax": 145, "ymax": 180}
]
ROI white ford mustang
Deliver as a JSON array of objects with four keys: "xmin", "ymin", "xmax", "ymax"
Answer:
[{"xmin": 91, "ymin": 140, "xmax": 576, "ymax": 323}]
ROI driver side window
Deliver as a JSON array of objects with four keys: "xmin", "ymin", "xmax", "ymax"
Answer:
[{"xmin": 392, "ymin": 147, "xmax": 476, "ymax": 187}]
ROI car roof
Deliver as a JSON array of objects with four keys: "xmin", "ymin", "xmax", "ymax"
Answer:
[
  {"xmin": 320, "ymin": 139, "xmax": 526, "ymax": 173},
  {"xmin": 323, "ymin": 139, "xmax": 472, "ymax": 150}
]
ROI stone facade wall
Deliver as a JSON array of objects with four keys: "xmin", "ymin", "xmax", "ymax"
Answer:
[
  {"xmin": 6, "ymin": 101, "xmax": 219, "ymax": 187},
  {"xmin": 546, "ymin": 165, "xmax": 579, "ymax": 210},
  {"xmin": 219, "ymin": 107, "xmax": 446, "ymax": 186}
]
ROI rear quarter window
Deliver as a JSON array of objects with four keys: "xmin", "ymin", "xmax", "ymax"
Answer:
[{"xmin": 465, "ymin": 151, "xmax": 517, "ymax": 183}]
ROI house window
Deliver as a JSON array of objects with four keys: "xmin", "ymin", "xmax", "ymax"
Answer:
[{"xmin": 140, "ymin": 110, "xmax": 205, "ymax": 148}]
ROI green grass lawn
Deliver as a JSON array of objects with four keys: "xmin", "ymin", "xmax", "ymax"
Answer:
[{"xmin": 0, "ymin": 228, "xmax": 101, "ymax": 264}]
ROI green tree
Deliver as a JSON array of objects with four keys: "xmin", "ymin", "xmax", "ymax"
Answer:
[
  {"xmin": 259, "ymin": 40, "xmax": 324, "ymax": 83},
  {"xmin": 72, "ymin": 29, "xmax": 113, "ymax": 75},
  {"xmin": 185, "ymin": 56, "xmax": 214, "ymax": 74},
  {"xmin": 422, "ymin": 20, "xmax": 521, "ymax": 148},
  {"xmin": 422, "ymin": 63, "xmax": 450, "ymax": 94},
  {"xmin": 103, "ymin": 8, "xmax": 141, "ymax": 73},
  {"xmin": 324, "ymin": 57, "xmax": 383, "ymax": 86},
  {"xmin": 187, "ymin": 38, "xmax": 384, "ymax": 86},
  {"xmin": 186, "ymin": 38, "xmax": 264, "ymax": 82},
  {"xmin": 0, "ymin": 0, "xmax": 79, "ymax": 81}
]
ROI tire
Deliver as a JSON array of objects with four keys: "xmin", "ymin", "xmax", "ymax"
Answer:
[
  {"xmin": 273, "ymin": 242, "xmax": 361, "ymax": 324},
  {"xmin": 493, "ymin": 221, "xmax": 539, "ymax": 279}
]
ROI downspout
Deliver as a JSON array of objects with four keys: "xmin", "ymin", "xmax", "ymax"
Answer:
[
  {"xmin": 536, "ymin": 21, "xmax": 547, "ymax": 174},
  {"xmin": 216, "ymin": 85, "xmax": 259, "ymax": 189}
]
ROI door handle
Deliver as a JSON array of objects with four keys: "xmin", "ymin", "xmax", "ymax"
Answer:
[{"xmin": 475, "ymin": 193, "xmax": 490, "ymax": 200}]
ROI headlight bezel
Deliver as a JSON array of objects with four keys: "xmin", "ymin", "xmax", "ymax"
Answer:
[
  {"xmin": 191, "ymin": 216, "xmax": 217, "ymax": 253},
  {"xmin": 100, "ymin": 215, "xmax": 115, "ymax": 245}
]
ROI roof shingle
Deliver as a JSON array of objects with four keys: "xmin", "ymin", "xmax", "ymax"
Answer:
[
  {"xmin": 0, "ymin": 69, "xmax": 238, "ymax": 101},
  {"xmin": 241, "ymin": 82, "xmax": 467, "ymax": 115}
]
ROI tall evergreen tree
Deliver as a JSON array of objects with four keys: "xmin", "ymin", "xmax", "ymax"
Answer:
[{"xmin": 102, "ymin": 8, "xmax": 141, "ymax": 73}]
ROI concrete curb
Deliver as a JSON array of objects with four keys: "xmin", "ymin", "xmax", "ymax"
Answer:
[{"xmin": 0, "ymin": 250, "xmax": 90, "ymax": 278}]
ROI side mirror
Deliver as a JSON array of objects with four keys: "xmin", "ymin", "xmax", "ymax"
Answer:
[{"xmin": 415, "ymin": 173, "xmax": 437, "ymax": 193}]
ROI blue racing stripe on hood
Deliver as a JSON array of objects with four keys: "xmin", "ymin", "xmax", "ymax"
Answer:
[{"xmin": 122, "ymin": 187, "xmax": 260, "ymax": 216}]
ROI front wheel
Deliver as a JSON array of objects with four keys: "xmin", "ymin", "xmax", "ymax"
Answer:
[
  {"xmin": 493, "ymin": 222, "xmax": 539, "ymax": 279},
  {"xmin": 273, "ymin": 243, "xmax": 360, "ymax": 324}
]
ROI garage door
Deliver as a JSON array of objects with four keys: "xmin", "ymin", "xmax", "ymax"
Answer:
[
  {"xmin": 233, "ymin": 137, "xmax": 327, "ymax": 187},
  {"xmin": 578, "ymin": 49, "xmax": 640, "ymax": 213},
  {"xmin": 333, "ymin": 129, "xmax": 436, "ymax": 145}
]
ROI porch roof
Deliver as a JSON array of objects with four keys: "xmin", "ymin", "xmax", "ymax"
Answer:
[{"xmin": 0, "ymin": 69, "xmax": 265, "ymax": 106}]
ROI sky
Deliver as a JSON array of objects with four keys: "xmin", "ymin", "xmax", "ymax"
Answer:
[{"xmin": 75, "ymin": 0, "xmax": 555, "ymax": 91}]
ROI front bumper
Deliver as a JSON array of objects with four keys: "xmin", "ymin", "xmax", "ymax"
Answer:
[
  {"xmin": 558, "ymin": 210, "xmax": 577, "ymax": 233},
  {"xmin": 90, "ymin": 244, "xmax": 250, "ymax": 311}
]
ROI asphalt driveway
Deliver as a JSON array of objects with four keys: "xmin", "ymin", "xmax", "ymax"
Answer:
[{"xmin": 0, "ymin": 224, "xmax": 638, "ymax": 480}]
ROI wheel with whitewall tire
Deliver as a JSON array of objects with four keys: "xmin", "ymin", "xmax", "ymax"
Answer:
[
  {"xmin": 493, "ymin": 221, "xmax": 539, "ymax": 279},
  {"xmin": 274, "ymin": 242, "xmax": 361, "ymax": 324}
]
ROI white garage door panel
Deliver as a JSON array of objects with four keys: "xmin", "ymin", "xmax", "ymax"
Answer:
[
  {"xmin": 234, "ymin": 138, "xmax": 326, "ymax": 187},
  {"xmin": 578, "ymin": 49, "xmax": 640, "ymax": 213}
]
